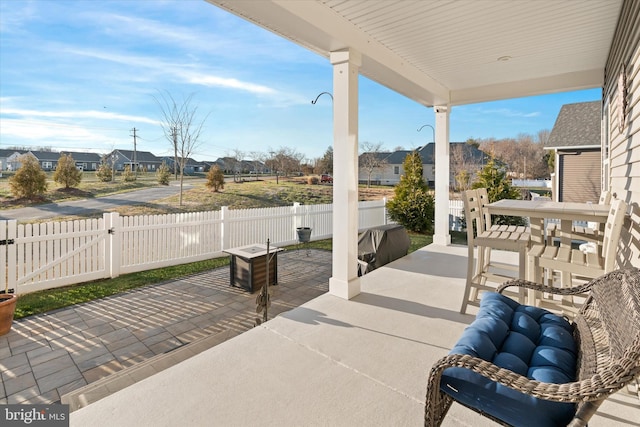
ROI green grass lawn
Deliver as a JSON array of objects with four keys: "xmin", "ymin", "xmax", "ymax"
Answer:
[{"xmin": 14, "ymin": 231, "xmax": 464, "ymax": 320}]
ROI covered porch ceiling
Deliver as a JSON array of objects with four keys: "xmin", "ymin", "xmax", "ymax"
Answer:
[{"xmin": 207, "ymin": 0, "xmax": 622, "ymax": 106}]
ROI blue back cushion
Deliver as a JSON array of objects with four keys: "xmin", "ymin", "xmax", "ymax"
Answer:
[{"xmin": 441, "ymin": 292, "xmax": 577, "ymax": 427}]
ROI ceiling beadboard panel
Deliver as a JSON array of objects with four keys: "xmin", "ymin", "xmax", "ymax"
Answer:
[{"xmin": 209, "ymin": 0, "xmax": 624, "ymax": 105}]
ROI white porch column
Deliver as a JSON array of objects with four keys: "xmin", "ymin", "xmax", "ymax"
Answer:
[
  {"xmin": 329, "ymin": 48, "xmax": 361, "ymax": 299},
  {"xmin": 433, "ymin": 106, "xmax": 451, "ymax": 245}
]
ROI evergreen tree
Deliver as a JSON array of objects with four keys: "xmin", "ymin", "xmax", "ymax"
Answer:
[
  {"xmin": 96, "ymin": 163, "xmax": 112, "ymax": 182},
  {"xmin": 156, "ymin": 162, "xmax": 171, "ymax": 185},
  {"xmin": 386, "ymin": 151, "xmax": 434, "ymax": 233},
  {"xmin": 123, "ymin": 165, "xmax": 136, "ymax": 182},
  {"xmin": 472, "ymin": 156, "xmax": 526, "ymax": 226},
  {"xmin": 205, "ymin": 165, "xmax": 225, "ymax": 192},
  {"xmin": 9, "ymin": 154, "xmax": 47, "ymax": 199},
  {"xmin": 53, "ymin": 154, "xmax": 82, "ymax": 189}
]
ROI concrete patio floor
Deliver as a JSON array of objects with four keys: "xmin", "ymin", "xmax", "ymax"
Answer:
[
  {"xmin": 0, "ymin": 248, "xmax": 331, "ymax": 405},
  {"xmin": 69, "ymin": 244, "xmax": 639, "ymax": 426}
]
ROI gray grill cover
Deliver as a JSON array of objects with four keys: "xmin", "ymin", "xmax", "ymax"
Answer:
[{"xmin": 357, "ymin": 224, "xmax": 410, "ymax": 275}]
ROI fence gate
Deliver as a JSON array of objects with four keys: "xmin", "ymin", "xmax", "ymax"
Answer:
[{"xmin": 1, "ymin": 214, "xmax": 112, "ymax": 294}]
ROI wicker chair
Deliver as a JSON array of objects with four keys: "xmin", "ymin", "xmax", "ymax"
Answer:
[{"xmin": 425, "ymin": 268, "xmax": 640, "ymax": 427}]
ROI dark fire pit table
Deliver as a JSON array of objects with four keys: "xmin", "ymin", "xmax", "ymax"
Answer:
[{"xmin": 223, "ymin": 244, "xmax": 283, "ymax": 293}]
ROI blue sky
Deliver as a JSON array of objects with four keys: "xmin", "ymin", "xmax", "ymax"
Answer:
[{"xmin": 0, "ymin": 0, "xmax": 601, "ymax": 162}]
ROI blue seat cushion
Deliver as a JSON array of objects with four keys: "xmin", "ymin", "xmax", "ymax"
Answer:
[{"xmin": 441, "ymin": 292, "xmax": 577, "ymax": 427}]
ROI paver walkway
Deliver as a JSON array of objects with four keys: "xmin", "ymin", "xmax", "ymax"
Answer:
[{"xmin": 0, "ymin": 249, "xmax": 331, "ymax": 405}]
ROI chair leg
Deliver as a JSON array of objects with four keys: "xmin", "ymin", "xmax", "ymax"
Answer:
[
  {"xmin": 517, "ymin": 248, "xmax": 527, "ymax": 304},
  {"xmin": 425, "ymin": 366, "xmax": 454, "ymax": 427},
  {"xmin": 460, "ymin": 245, "xmax": 475, "ymax": 313}
]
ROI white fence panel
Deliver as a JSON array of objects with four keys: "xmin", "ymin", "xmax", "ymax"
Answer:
[
  {"xmin": 3, "ymin": 215, "xmax": 110, "ymax": 294},
  {"xmin": 295, "ymin": 203, "xmax": 333, "ymax": 241},
  {"xmin": 2, "ymin": 200, "xmax": 391, "ymax": 293},
  {"xmin": 118, "ymin": 211, "xmax": 222, "ymax": 275},
  {"xmin": 359, "ymin": 199, "xmax": 388, "ymax": 230},
  {"xmin": 449, "ymin": 199, "xmax": 464, "ymax": 232},
  {"xmin": 225, "ymin": 205, "xmax": 295, "ymax": 249}
]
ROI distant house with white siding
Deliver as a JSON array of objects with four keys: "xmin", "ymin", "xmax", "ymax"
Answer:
[
  {"xmin": 5, "ymin": 150, "xmax": 101, "ymax": 171},
  {"xmin": 359, "ymin": 142, "xmax": 487, "ymax": 187}
]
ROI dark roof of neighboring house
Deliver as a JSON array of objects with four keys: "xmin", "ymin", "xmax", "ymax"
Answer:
[
  {"xmin": 25, "ymin": 151, "xmax": 61, "ymax": 161},
  {"xmin": 363, "ymin": 142, "xmax": 485, "ymax": 165},
  {"xmin": 161, "ymin": 156, "xmax": 205, "ymax": 166},
  {"xmin": 114, "ymin": 150, "xmax": 162, "ymax": 162},
  {"xmin": 0, "ymin": 149, "xmax": 24, "ymax": 157},
  {"xmin": 60, "ymin": 151, "xmax": 102, "ymax": 162},
  {"xmin": 26, "ymin": 151, "xmax": 102, "ymax": 162},
  {"xmin": 545, "ymin": 101, "xmax": 601, "ymax": 149}
]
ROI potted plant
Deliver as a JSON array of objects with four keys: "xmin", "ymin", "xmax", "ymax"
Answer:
[
  {"xmin": 296, "ymin": 227, "xmax": 312, "ymax": 243},
  {"xmin": 0, "ymin": 285, "xmax": 17, "ymax": 336}
]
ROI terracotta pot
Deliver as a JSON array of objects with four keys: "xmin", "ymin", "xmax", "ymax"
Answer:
[{"xmin": 0, "ymin": 294, "xmax": 17, "ymax": 336}]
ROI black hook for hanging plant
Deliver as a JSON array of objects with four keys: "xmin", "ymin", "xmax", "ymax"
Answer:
[{"xmin": 311, "ymin": 92, "xmax": 333, "ymax": 104}]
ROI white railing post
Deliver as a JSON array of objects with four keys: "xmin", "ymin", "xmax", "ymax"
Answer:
[
  {"xmin": 383, "ymin": 197, "xmax": 388, "ymax": 225},
  {"xmin": 293, "ymin": 202, "xmax": 302, "ymax": 230},
  {"xmin": 221, "ymin": 206, "xmax": 229, "ymax": 251},
  {"xmin": 108, "ymin": 212, "xmax": 121, "ymax": 278},
  {"xmin": 1, "ymin": 220, "xmax": 18, "ymax": 293}
]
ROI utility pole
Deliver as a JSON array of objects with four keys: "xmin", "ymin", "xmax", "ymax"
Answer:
[{"xmin": 131, "ymin": 128, "xmax": 138, "ymax": 179}]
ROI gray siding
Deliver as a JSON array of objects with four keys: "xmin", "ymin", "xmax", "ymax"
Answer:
[
  {"xmin": 603, "ymin": 0, "xmax": 640, "ymax": 269},
  {"xmin": 558, "ymin": 150, "xmax": 601, "ymax": 203}
]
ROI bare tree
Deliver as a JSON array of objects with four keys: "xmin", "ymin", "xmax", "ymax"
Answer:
[
  {"xmin": 477, "ymin": 132, "xmax": 550, "ymax": 180},
  {"xmin": 265, "ymin": 146, "xmax": 304, "ymax": 182},
  {"xmin": 249, "ymin": 151, "xmax": 265, "ymax": 180},
  {"xmin": 155, "ymin": 91, "xmax": 209, "ymax": 206},
  {"xmin": 359, "ymin": 141, "xmax": 389, "ymax": 188},
  {"xmin": 229, "ymin": 148, "xmax": 245, "ymax": 182}
]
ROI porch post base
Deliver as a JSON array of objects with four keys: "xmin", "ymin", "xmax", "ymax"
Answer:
[
  {"xmin": 329, "ymin": 277, "xmax": 361, "ymax": 300},
  {"xmin": 433, "ymin": 233, "xmax": 451, "ymax": 246}
]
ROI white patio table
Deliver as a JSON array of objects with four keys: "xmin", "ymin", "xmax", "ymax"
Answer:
[
  {"xmin": 486, "ymin": 199, "xmax": 611, "ymax": 305},
  {"xmin": 487, "ymin": 199, "xmax": 610, "ymax": 247}
]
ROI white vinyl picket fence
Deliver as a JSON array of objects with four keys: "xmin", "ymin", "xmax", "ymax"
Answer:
[{"xmin": 1, "ymin": 200, "xmax": 389, "ymax": 294}]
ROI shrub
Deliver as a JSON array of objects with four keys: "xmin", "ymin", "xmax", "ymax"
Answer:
[
  {"xmin": 386, "ymin": 151, "xmax": 434, "ymax": 233},
  {"xmin": 53, "ymin": 154, "xmax": 82, "ymax": 189},
  {"xmin": 157, "ymin": 162, "xmax": 171, "ymax": 185},
  {"xmin": 307, "ymin": 176, "xmax": 319, "ymax": 185},
  {"xmin": 9, "ymin": 154, "xmax": 47, "ymax": 199},
  {"xmin": 123, "ymin": 165, "xmax": 136, "ymax": 182},
  {"xmin": 205, "ymin": 165, "xmax": 225, "ymax": 192},
  {"xmin": 96, "ymin": 163, "xmax": 112, "ymax": 182}
]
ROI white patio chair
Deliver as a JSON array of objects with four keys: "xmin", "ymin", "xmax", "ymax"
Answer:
[
  {"xmin": 546, "ymin": 190, "xmax": 611, "ymax": 245},
  {"xmin": 528, "ymin": 198, "xmax": 627, "ymax": 312},
  {"xmin": 460, "ymin": 189, "xmax": 530, "ymax": 314}
]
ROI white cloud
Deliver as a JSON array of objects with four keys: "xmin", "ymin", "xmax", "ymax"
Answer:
[
  {"xmin": 63, "ymin": 47, "xmax": 280, "ymax": 96},
  {"xmin": 1, "ymin": 108, "xmax": 160, "ymax": 126},
  {"xmin": 187, "ymin": 75, "xmax": 276, "ymax": 95},
  {"xmin": 0, "ymin": 118, "xmax": 123, "ymax": 152}
]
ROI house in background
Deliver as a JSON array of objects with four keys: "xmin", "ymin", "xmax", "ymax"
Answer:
[
  {"xmin": 5, "ymin": 150, "xmax": 101, "ymax": 171},
  {"xmin": 545, "ymin": 101, "xmax": 602, "ymax": 203},
  {"xmin": 106, "ymin": 150, "xmax": 163, "ymax": 172},
  {"xmin": 0, "ymin": 149, "xmax": 24, "ymax": 171},
  {"xmin": 62, "ymin": 151, "xmax": 102, "ymax": 171},
  {"xmin": 359, "ymin": 142, "xmax": 486, "ymax": 187},
  {"xmin": 160, "ymin": 156, "xmax": 206, "ymax": 174}
]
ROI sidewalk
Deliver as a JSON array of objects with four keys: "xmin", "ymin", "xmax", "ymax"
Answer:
[{"xmin": 0, "ymin": 249, "xmax": 331, "ymax": 404}]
